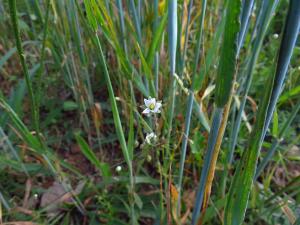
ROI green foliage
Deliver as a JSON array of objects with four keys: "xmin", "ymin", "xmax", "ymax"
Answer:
[
  {"xmin": 215, "ymin": 0, "xmax": 241, "ymax": 108},
  {"xmin": 0, "ymin": 0, "xmax": 299, "ymax": 224}
]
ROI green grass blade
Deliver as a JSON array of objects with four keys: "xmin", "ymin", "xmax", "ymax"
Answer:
[
  {"xmin": 224, "ymin": 2, "xmax": 300, "ymax": 224},
  {"xmin": 192, "ymin": 0, "xmax": 241, "ymax": 222},
  {"xmin": 83, "ymin": 0, "xmax": 135, "ymax": 219},
  {"xmin": 129, "ymin": 0, "xmax": 142, "ymax": 45},
  {"xmin": 0, "ymin": 126, "xmax": 28, "ymax": 176},
  {"xmin": 116, "ymin": 0, "xmax": 128, "ymax": 54},
  {"xmin": 179, "ymin": 0, "xmax": 194, "ymax": 74},
  {"xmin": 165, "ymin": 0, "xmax": 178, "ymax": 150},
  {"xmin": 168, "ymin": 0, "xmax": 177, "ymax": 76},
  {"xmin": 146, "ymin": 12, "xmax": 168, "ymax": 66},
  {"xmin": 237, "ymin": 0, "xmax": 254, "ymax": 53},
  {"xmin": 191, "ymin": 107, "xmax": 224, "ymax": 224},
  {"xmin": 193, "ymin": 14, "xmax": 226, "ymax": 91},
  {"xmin": 226, "ymin": 0, "xmax": 278, "ymax": 172},
  {"xmin": 8, "ymin": 0, "xmax": 42, "ymax": 145},
  {"xmin": 262, "ymin": 0, "xmax": 300, "ymax": 138},
  {"xmin": 215, "ymin": 0, "xmax": 241, "ymax": 108},
  {"xmin": 75, "ymin": 133, "xmax": 111, "ymax": 179},
  {"xmin": 128, "ymin": 106, "xmax": 135, "ymax": 161},
  {"xmin": 255, "ymin": 93, "xmax": 300, "ymax": 180},
  {"xmin": 94, "ymin": 34, "xmax": 132, "ymax": 180}
]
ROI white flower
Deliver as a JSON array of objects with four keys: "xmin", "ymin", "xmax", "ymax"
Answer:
[
  {"xmin": 115, "ymin": 166, "xmax": 122, "ymax": 172},
  {"xmin": 273, "ymin": 33, "xmax": 279, "ymax": 39},
  {"xmin": 142, "ymin": 97, "xmax": 162, "ymax": 114},
  {"xmin": 145, "ymin": 132, "xmax": 157, "ymax": 145},
  {"xmin": 146, "ymin": 155, "xmax": 152, "ymax": 162}
]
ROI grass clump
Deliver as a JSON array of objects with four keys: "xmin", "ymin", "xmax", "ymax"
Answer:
[{"xmin": 0, "ymin": 0, "xmax": 299, "ymax": 224}]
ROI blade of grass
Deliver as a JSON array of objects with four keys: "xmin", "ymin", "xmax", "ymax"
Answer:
[
  {"xmin": 83, "ymin": 0, "xmax": 135, "ymax": 221},
  {"xmin": 146, "ymin": 12, "xmax": 168, "ymax": 67},
  {"xmin": 255, "ymin": 97, "xmax": 300, "ymax": 180},
  {"xmin": 164, "ymin": 0, "xmax": 178, "ymax": 148},
  {"xmin": 179, "ymin": 0, "xmax": 194, "ymax": 75},
  {"xmin": 129, "ymin": 0, "xmax": 142, "ymax": 45},
  {"xmin": 116, "ymin": 0, "xmax": 128, "ymax": 54},
  {"xmin": 193, "ymin": 14, "xmax": 226, "ymax": 91},
  {"xmin": 237, "ymin": 0, "xmax": 254, "ymax": 54},
  {"xmin": 192, "ymin": 0, "xmax": 241, "ymax": 223},
  {"xmin": 192, "ymin": 107, "xmax": 224, "ymax": 224},
  {"xmin": 153, "ymin": 0, "xmax": 160, "ymax": 93},
  {"xmin": 164, "ymin": 1, "xmax": 178, "ymax": 223},
  {"xmin": 95, "ymin": 33, "xmax": 136, "ymax": 224},
  {"xmin": 0, "ymin": 126, "xmax": 28, "ymax": 174},
  {"xmin": 168, "ymin": 0, "xmax": 177, "ymax": 77},
  {"xmin": 262, "ymin": 0, "xmax": 300, "ymax": 138},
  {"xmin": 224, "ymin": 2, "xmax": 300, "ymax": 224},
  {"xmin": 35, "ymin": 0, "xmax": 50, "ymax": 130},
  {"xmin": 221, "ymin": 0, "xmax": 279, "ymax": 198},
  {"xmin": 75, "ymin": 133, "xmax": 111, "ymax": 179},
  {"xmin": 8, "ymin": 0, "xmax": 43, "ymax": 148}
]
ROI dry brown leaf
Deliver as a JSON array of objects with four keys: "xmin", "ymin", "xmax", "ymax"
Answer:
[{"xmin": 40, "ymin": 181, "xmax": 85, "ymax": 217}]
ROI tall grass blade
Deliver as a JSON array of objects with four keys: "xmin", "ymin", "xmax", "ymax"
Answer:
[
  {"xmin": 191, "ymin": 107, "xmax": 224, "ymax": 224},
  {"xmin": 83, "ymin": 0, "xmax": 135, "ymax": 220},
  {"xmin": 75, "ymin": 133, "xmax": 111, "ymax": 179},
  {"xmin": 215, "ymin": 1, "xmax": 241, "ymax": 108},
  {"xmin": 8, "ymin": 0, "xmax": 42, "ymax": 146},
  {"xmin": 237, "ymin": 0, "xmax": 254, "ymax": 54},
  {"xmin": 192, "ymin": 0, "xmax": 241, "ymax": 223},
  {"xmin": 262, "ymin": 0, "xmax": 300, "ymax": 138},
  {"xmin": 224, "ymin": 2, "xmax": 300, "ymax": 224},
  {"xmin": 165, "ymin": 0, "xmax": 178, "ymax": 147},
  {"xmin": 168, "ymin": 0, "xmax": 177, "ymax": 76},
  {"xmin": 193, "ymin": 14, "xmax": 226, "ymax": 91},
  {"xmin": 153, "ymin": 0, "xmax": 159, "ymax": 93},
  {"xmin": 0, "ymin": 126, "xmax": 28, "ymax": 176},
  {"xmin": 146, "ymin": 12, "xmax": 168, "ymax": 67},
  {"xmin": 179, "ymin": 0, "xmax": 193, "ymax": 74},
  {"xmin": 129, "ymin": 0, "xmax": 142, "ymax": 45},
  {"xmin": 223, "ymin": 0, "xmax": 278, "ymax": 191},
  {"xmin": 116, "ymin": 0, "xmax": 128, "ymax": 54},
  {"xmin": 255, "ymin": 100, "xmax": 300, "ymax": 179}
]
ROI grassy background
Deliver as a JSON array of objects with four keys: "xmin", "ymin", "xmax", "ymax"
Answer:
[{"xmin": 0, "ymin": 0, "xmax": 299, "ymax": 224}]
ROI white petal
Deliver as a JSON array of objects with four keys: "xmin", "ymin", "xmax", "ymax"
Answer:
[
  {"xmin": 145, "ymin": 134, "xmax": 152, "ymax": 144},
  {"xmin": 149, "ymin": 132, "xmax": 155, "ymax": 138},
  {"xmin": 149, "ymin": 98, "xmax": 156, "ymax": 106},
  {"xmin": 145, "ymin": 132, "xmax": 157, "ymax": 144},
  {"xmin": 144, "ymin": 98, "xmax": 151, "ymax": 107},
  {"xmin": 153, "ymin": 102, "xmax": 162, "ymax": 113},
  {"xmin": 142, "ymin": 108, "xmax": 151, "ymax": 114}
]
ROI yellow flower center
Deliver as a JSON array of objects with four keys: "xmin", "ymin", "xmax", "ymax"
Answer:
[{"xmin": 149, "ymin": 103, "xmax": 155, "ymax": 110}]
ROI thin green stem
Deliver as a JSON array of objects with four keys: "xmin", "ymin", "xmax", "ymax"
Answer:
[
  {"xmin": 8, "ymin": 0, "xmax": 43, "ymax": 149},
  {"xmin": 177, "ymin": 0, "xmax": 207, "ymax": 216},
  {"xmin": 94, "ymin": 33, "xmax": 135, "ymax": 222}
]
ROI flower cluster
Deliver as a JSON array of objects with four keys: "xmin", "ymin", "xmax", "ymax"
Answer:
[
  {"xmin": 142, "ymin": 97, "xmax": 161, "ymax": 145},
  {"xmin": 145, "ymin": 132, "xmax": 157, "ymax": 145}
]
